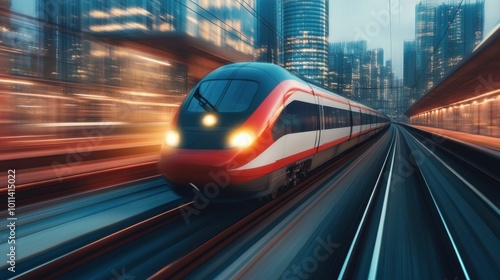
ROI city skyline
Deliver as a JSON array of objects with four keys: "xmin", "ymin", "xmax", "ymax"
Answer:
[
  {"xmin": 11, "ymin": 0, "xmax": 500, "ymax": 78},
  {"xmin": 329, "ymin": 0, "xmax": 499, "ymax": 78}
]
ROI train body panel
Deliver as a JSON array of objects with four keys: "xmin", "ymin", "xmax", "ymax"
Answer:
[{"xmin": 159, "ymin": 62, "xmax": 390, "ymax": 200}]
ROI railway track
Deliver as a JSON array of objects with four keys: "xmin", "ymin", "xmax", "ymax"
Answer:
[
  {"xmin": 400, "ymin": 126, "xmax": 499, "ymax": 279},
  {"xmin": 0, "ymin": 161, "xmax": 159, "ymax": 205},
  {"xmin": 6, "ymin": 125, "xmax": 497, "ymax": 279},
  {"xmin": 10, "ymin": 129, "xmax": 389, "ymax": 280},
  {"xmin": 151, "ymin": 129, "xmax": 390, "ymax": 279},
  {"xmin": 337, "ymin": 125, "xmax": 498, "ymax": 279},
  {"xmin": 14, "ymin": 202, "xmax": 192, "ymax": 280}
]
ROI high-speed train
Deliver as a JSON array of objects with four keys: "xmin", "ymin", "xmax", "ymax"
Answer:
[{"xmin": 159, "ymin": 62, "xmax": 390, "ymax": 200}]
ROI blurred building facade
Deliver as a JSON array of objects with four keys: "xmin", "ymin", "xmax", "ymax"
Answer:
[
  {"xmin": 283, "ymin": 0, "xmax": 329, "ymax": 87},
  {"xmin": 0, "ymin": 0, "xmax": 262, "ymax": 130},
  {"xmin": 0, "ymin": 0, "xmax": 11, "ymax": 75},
  {"xmin": 35, "ymin": 0, "xmax": 258, "ymax": 89},
  {"xmin": 84, "ymin": 0, "xmax": 255, "ymax": 56}
]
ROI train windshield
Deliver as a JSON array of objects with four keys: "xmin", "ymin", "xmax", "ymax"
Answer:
[{"xmin": 186, "ymin": 80, "xmax": 259, "ymax": 113}]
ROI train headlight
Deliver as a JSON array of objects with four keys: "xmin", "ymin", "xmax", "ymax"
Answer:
[
  {"xmin": 202, "ymin": 113, "xmax": 217, "ymax": 127},
  {"xmin": 228, "ymin": 131, "xmax": 254, "ymax": 149},
  {"xmin": 165, "ymin": 130, "xmax": 180, "ymax": 147}
]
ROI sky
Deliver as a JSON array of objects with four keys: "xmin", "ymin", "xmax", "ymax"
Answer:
[
  {"xmin": 330, "ymin": 0, "xmax": 500, "ymax": 78},
  {"xmin": 13, "ymin": 0, "xmax": 35, "ymax": 14}
]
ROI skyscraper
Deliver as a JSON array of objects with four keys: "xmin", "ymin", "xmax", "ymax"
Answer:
[
  {"xmin": 368, "ymin": 48, "xmax": 384, "ymax": 108},
  {"xmin": 414, "ymin": 0, "xmax": 484, "ymax": 97},
  {"xmin": 256, "ymin": 0, "xmax": 280, "ymax": 64},
  {"xmin": 434, "ymin": 0, "xmax": 484, "ymax": 82},
  {"xmin": 329, "ymin": 40, "xmax": 395, "ymax": 112},
  {"xmin": 330, "ymin": 41, "xmax": 367, "ymax": 98},
  {"xmin": 403, "ymin": 40, "xmax": 416, "ymax": 87},
  {"xmin": 283, "ymin": 0, "xmax": 329, "ymax": 87},
  {"xmin": 415, "ymin": 1, "xmax": 436, "ymax": 96}
]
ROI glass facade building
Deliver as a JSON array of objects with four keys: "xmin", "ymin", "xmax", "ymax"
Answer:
[
  {"xmin": 329, "ymin": 41, "xmax": 367, "ymax": 100},
  {"xmin": 329, "ymin": 41, "xmax": 395, "ymax": 116},
  {"xmin": 283, "ymin": 0, "xmax": 329, "ymax": 87},
  {"xmin": 414, "ymin": 0, "xmax": 484, "ymax": 98},
  {"xmin": 415, "ymin": 1, "xmax": 436, "ymax": 96},
  {"xmin": 403, "ymin": 40, "xmax": 417, "ymax": 88},
  {"xmin": 256, "ymin": 0, "xmax": 280, "ymax": 64},
  {"xmin": 434, "ymin": 0, "xmax": 484, "ymax": 82}
]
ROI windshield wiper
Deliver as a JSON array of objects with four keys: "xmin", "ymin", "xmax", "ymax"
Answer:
[{"xmin": 194, "ymin": 90, "xmax": 218, "ymax": 112}]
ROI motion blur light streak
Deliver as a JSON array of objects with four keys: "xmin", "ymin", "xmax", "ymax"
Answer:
[
  {"xmin": 133, "ymin": 54, "xmax": 172, "ymax": 67},
  {"xmin": 368, "ymin": 129, "xmax": 398, "ymax": 279},
  {"xmin": 120, "ymin": 91, "xmax": 168, "ymax": 98},
  {"xmin": 29, "ymin": 122, "xmax": 127, "ymax": 128},
  {"xmin": 0, "ymin": 78, "xmax": 34, "ymax": 85}
]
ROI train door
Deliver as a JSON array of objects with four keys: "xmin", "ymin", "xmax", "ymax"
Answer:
[
  {"xmin": 314, "ymin": 93, "xmax": 322, "ymax": 152},
  {"xmin": 348, "ymin": 102, "xmax": 353, "ymax": 140},
  {"xmin": 368, "ymin": 112, "xmax": 373, "ymax": 132},
  {"xmin": 352, "ymin": 107, "xmax": 362, "ymax": 138},
  {"xmin": 281, "ymin": 90, "xmax": 320, "ymax": 159}
]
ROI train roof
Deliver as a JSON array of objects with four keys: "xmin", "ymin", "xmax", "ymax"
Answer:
[
  {"xmin": 204, "ymin": 62, "xmax": 301, "ymax": 86},
  {"xmin": 206, "ymin": 62, "xmax": 387, "ymax": 117}
]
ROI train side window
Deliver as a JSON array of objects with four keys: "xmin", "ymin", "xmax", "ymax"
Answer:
[
  {"xmin": 331, "ymin": 108, "xmax": 338, "ymax": 128},
  {"xmin": 287, "ymin": 101, "xmax": 320, "ymax": 132},
  {"xmin": 338, "ymin": 109, "xmax": 346, "ymax": 127},
  {"xmin": 323, "ymin": 107, "xmax": 332, "ymax": 129},
  {"xmin": 325, "ymin": 107, "xmax": 349, "ymax": 129},
  {"xmin": 352, "ymin": 111, "xmax": 361, "ymax": 126},
  {"xmin": 272, "ymin": 101, "xmax": 319, "ymax": 140},
  {"xmin": 272, "ymin": 113, "xmax": 287, "ymax": 140},
  {"xmin": 324, "ymin": 107, "xmax": 336, "ymax": 129}
]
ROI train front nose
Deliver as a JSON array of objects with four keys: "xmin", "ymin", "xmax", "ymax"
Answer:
[
  {"xmin": 158, "ymin": 76, "xmax": 261, "ymax": 191},
  {"xmin": 159, "ymin": 122, "xmax": 258, "ymax": 188},
  {"xmin": 159, "ymin": 147, "xmax": 237, "ymax": 187}
]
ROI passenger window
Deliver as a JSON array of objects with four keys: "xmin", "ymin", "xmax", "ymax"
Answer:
[
  {"xmin": 324, "ymin": 107, "xmax": 350, "ymax": 129},
  {"xmin": 271, "ymin": 100, "xmax": 319, "ymax": 140}
]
